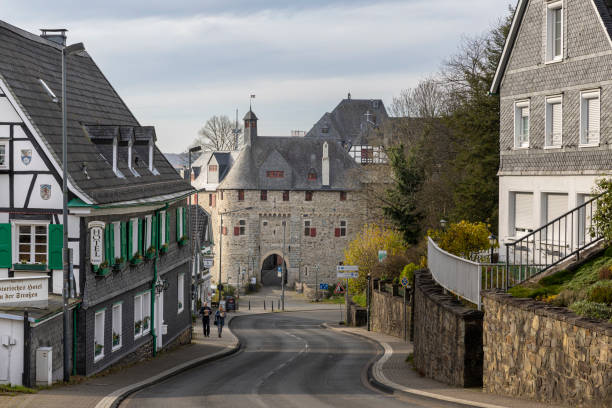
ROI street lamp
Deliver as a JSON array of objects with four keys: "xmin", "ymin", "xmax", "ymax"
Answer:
[
  {"xmin": 488, "ymin": 234, "xmax": 497, "ymax": 263},
  {"xmin": 440, "ymin": 219, "xmax": 448, "ymax": 230},
  {"xmin": 366, "ymin": 273, "xmax": 371, "ymax": 331},
  {"xmin": 281, "ymin": 220, "xmax": 286, "ymax": 311},
  {"xmin": 218, "ymin": 207, "xmax": 253, "ymax": 303}
]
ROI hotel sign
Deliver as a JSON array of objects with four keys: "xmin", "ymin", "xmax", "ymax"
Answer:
[
  {"xmin": 0, "ymin": 276, "xmax": 49, "ymax": 307},
  {"xmin": 89, "ymin": 221, "xmax": 105, "ymax": 266}
]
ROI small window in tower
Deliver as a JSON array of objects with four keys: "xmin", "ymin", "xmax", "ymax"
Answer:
[
  {"xmin": 304, "ymin": 220, "xmax": 311, "ymax": 236},
  {"xmin": 305, "ymin": 191, "xmax": 313, "ymax": 201},
  {"xmin": 340, "ymin": 191, "xmax": 347, "ymax": 201},
  {"xmin": 260, "ymin": 190, "xmax": 267, "ymax": 201},
  {"xmin": 307, "ymin": 170, "xmax": 317, "ymax": 181},
  {"xmin": 373, "ymin": 100, "xmax": 379, "ymax": 109},
  {"xmin": 266, "ymin": 171, "xmax": 284, "ymax": 178},
  {"xmin": 209, "ymin": 165, "xmax": 218, "ymax": 172},
  {"xmin": 239, "ymin": 219, "xmax": 246, "ymax": 235},
  {"xmin": 322, "ymin": 125, "xmax": 329, "ymax": 134},
  {"xmin": 283, "ymin": 191, "xmax": 290, "ymax": 201},
  {"xmin": 238, "ymin": 190, "xmax": 244, "ymax": 201},
  {"xmin": 245, "ymin": 121, "xmax": 250, "ymax": 128}
]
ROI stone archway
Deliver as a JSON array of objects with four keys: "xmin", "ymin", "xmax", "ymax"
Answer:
[{"xmin": 259, "ymin": 251, "xmax": 290, "ymax": 287}]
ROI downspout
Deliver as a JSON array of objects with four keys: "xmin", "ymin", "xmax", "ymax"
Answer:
[
  {"xmin": 72, "ymin": 304, "xmax": 79, "ymax": 376},
  {"xmin": 152, "ymin": 257, "xmax": 157, "ymax": 357}
]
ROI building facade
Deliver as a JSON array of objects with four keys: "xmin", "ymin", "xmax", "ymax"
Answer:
[
  {"xmin": 491, "ymin": 0, "xmax": 612, "ymax": 248},
  {"xmin": 0, "ymin": 20, "xmax": 193, "ymax": 384},
  {"xmin": 198, "ymin": 110, "xmax": 369, "ymax": 288}
]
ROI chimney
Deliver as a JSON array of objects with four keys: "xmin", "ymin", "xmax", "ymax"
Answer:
[
  {"xmin": 322, "ymin": 141, "xmax": 330, "ymax": 187},
  {"xmin": 40, "ymin": 29, "xmax": 67, "ymax": 46},
  {"xmin": 112, "ymin": 136, "xmax": 118, "ymax": 175},
  {"xmin": 243, "ymin": 109, "xmax": 258, "ymax": 146}
]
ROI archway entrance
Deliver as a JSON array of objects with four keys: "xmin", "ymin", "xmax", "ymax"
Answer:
[{"xmin": 260, "ymin": 253, "xmax": 283, "ymax": 286}]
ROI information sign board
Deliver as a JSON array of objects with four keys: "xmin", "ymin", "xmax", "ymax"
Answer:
[
  {"xmin": 0, "ymin": 276, "xmax": 49, "ymax": 307},
  {"xmin": 337, "ymin": 272, "xmax": 359, "ymax": 279},
  {"xmin": 319, "ymin": 283, "xmax": 329, "ymax": 290},
  {"xmin": 336, "ymin": 265, "xmax": 358, "ymax": 272}
]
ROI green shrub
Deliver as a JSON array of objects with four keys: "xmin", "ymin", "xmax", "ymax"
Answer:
[
  {"xmin": 552, "ymin": 289, "xmax": 581, "ymax": 307},
  {"xmin": 569, "ymin": 300, "xmax": 612, "ymax": 321},
  {"xmin": 400, "ymin": 263, "xmax": 419, "ymax": 284},
  {"xmin": 539, "ymin": 269, "xmax": 576, "ymax": 286},
  {"xmin": 352, "ymin": 292, "xmax": 366, "ymax": 307},
  {"xmin": 587, "ymin": 281, "xmax": 612, "ymax": 304},
  {"xmin": 599, "ymin": 266, "xmax": 612, "ymax": 280},
  {"xmin": 604, "ymin": 245, "xmax": 612, "ymax": 257},
  {"xmin": 508, "ymin": 286, "xmax": 533, "ymax": 298}
]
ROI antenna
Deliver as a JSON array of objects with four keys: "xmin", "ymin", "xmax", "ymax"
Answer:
[
  {"xmin": 250, "ymin": 94, "xmax": 255, "ymax": 110},
  {"xmin": 232, "ymin": 108, "xmax": 241, "ymax": 149},
  {"xmin": 39, "ymin": 79, "xmax": 59, "ymax": 104}
]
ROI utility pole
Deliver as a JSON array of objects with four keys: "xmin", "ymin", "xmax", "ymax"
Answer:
[
  {"xmin": 315, "ymin": 264, "xmax": 319, "ymax": 301},
  {"xmin": 281, "ymin": 220, "xmax": 286, "ymax": 311}
]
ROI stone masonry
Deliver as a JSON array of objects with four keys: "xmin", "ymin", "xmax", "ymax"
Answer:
[
  {"xmin": 483, "ymin": 291, "xmax": 612, "ymax": 407},
  {"xmin": 370, "ymin": 284, "xmax": 411, "ymax": 339}
]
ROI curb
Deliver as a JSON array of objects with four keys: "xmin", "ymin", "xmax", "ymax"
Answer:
[
  {"xmin": 323, "ymin": 324, "xmax": 508, "ymax": 408},
  {"xmin": 94, "ymin": 317, "xmax": 242, "ymax": 408}
]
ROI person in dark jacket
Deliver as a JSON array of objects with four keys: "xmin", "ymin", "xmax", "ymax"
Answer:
[
  {"xmin": 214, "ymin": 307, "xmax": 226, "ymax": 338},
  {"xmin": 199, "ymin": 301, "xmax": 212, "ymax": 337}
]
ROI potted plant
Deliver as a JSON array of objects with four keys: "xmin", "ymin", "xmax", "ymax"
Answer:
[
  {"xmin": 134, "ymin": 320, "xmax": 142, "ymax": 335},
  {"xmin": 178, "ymin": 235, "xmax": 189, "ymax": 246},
  {"xmin": 112, "ymin": 332, "xmax": 120, "ymax": 347},
  {"xmin": 93, "ymin": 260, "xmax": 110, "ymax": 276},
  {"xmin": 113, "ymin": 256, "xmax": 125, "ymax": 272},
  {"xmin": 160, "ymin": 242, "xmax": 169, "ymax": 254},
  {"xmin": 145, "ymin": 246, "xmax": 156, "ymax": 260},
  {"xmin": 143, "ymin": 316, "xmax": 150, "ymax": 331},
  {"xmin": 94, "ymin": 341, "xmax": 103, "ymax": 356},
  {"xmin": 130, "ymin": 252, "xmax": 144, "ymax": 266}
]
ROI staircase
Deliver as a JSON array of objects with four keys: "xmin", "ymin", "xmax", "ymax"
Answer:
[{"xmin": 504, "ymin": 193, "xmax": 603, "ymax": 287}]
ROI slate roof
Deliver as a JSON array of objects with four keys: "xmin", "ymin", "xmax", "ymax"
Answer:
[
  {"xmin": 218, "ymin": 134, "xmax": 361, "ymax": 191},
  {"xmin": 0, "ymin": 20, "xmax": 192, "ymax": 204},
  {"xmin": 306, "ymin": 98, "xmax": 389, "ymax": 146},
  {"xmin": 491, "ymin": 0, "xmax": 612, "ymax": 94}
]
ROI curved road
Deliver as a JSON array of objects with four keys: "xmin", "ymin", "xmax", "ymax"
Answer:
[{"xmin": 122, "ymin": 311, "xmax": 459, "ymax": 408}]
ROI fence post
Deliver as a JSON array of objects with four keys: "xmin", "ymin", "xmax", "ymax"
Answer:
[
  {"xmin": 505, "ymin": 245, "xmax": 510, "ymax": 291},
  {"xmin": 477, "ymin": 265, "xmax": 482, "ymax": 311}
]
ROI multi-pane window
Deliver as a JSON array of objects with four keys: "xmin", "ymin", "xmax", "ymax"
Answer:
[
  {"xmin": 304, "ymin": 220, "xmax": 311, "ymax": 236},
  {"xmin": 113, "ymin": 221, "xmax": 121, "ymax": 260},
  {"xmin": 545, "ymin": 96, "xmax": 562, "ymax": 147},
  {"xmin": 209, "ymin": 165, "xmax": 218, "ymax": 172},
  {"xmin": 266, "ymin": 171, "xmax": 284, "ymax": 178},
  {"xmin": 260, "ymin": 190, "xmax": 267, "ymax": 201},
  {"xmin": 134, "ymin": 292, "xmax": 151, "ymax": 338},
  {"xmin": 547, "ymin": 2, "xmax": 563, "ymax": 62},
  {"xmin": 307, "ymin": 170, "xmax": 317, "ymax": 181},
  {"xmin": 112, "ymin": 303, "xmax": 122, "ymax": 351},
  {"xmin": 339, "ymin": 220, "xmax": 347, "ymax": 236},
  {"xmin": 0, "ymin": 141, "xmax": 7, "ymax": 169},
  {"xmin": 283, "ymin": 191, "xmax": 289, "ymax": 201},
  {"xmin": 18, "ymin": 224, "xmax": 47, "ymax": 264},
  {"xmin": 305, "ymin": 191, "xmax": 313, "ymax": 201},
  {"xmin": 134, "ymin": 294, "xmax": 142, "ymax": 338},
  {"xmin": 145, "ymin": 215, "xmax": 152, "ymax": 250},
  {"xmin": 160, "ymin": 210, "xmax": 167, "ymax": 246},
  {"xmin": 514, "ymin": 101, "xmax": 530, "ymax": 148},
  {"xmin": 239, "ymin": 220, "xmax": 246, "ymax": 235},
  {"xmin": 178, "ymin": 273, "xmax": 185, "ymax": 313},
  {"xmin": 238, "ymin": 190, "xmax": 244, "ymax": 201},
  {"xmin": 94, "ymin": 309, "xmax": 105, "ymax": 361},
  {"xmin": 209, "ymin": 193, "xmax": 216, "ymax": 207},
  {"xmin": 580, "ymin": 91, "xmax": 600, "ymax": 146}
]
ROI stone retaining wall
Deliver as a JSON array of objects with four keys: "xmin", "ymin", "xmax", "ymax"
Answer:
[
  {"xmin": 483, "ymin": 291, "xmax": 612, "ymax": 407},
  {"xmin": 370, "ymin": 286, "xmax": 411, "ymax": 339},
  {"xmin": 413, "ymin": 270, "xmax": 483, "ymax": 387}
]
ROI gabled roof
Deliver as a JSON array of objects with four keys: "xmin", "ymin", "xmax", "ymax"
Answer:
[
  {"xmin": 0, "ymin": 20, "xmax": 192, "ymax": 204},
  {"xmin": 306, "ymin": 98, "xmax": 388, "ymax": 146},
  {"xmin": 490, "ymin": 0, "xmax": 612, "ymax": 94},
  {"xmin": 218, "ymin": 135, "xmax": 360, "ymax": 191}
]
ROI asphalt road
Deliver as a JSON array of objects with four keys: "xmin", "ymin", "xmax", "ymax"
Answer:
[{"xmin": 121, "ymin": 311, "xmax": 463, "ymax": 408}]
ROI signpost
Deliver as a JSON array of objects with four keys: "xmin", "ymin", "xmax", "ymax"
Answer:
[
  {"xmin": 336, "ymin": 265, "xmax": 359, "ymax": 324},
  {"xmin": 277, "ymin": 266, "xmax": 282, "ymax": 278},
  {"xmin": 378, "ymin": 250, "xmax": 387, "ymax": 263},
  {"xmin": 203, "ymin": 258, "xmax": 214, "ymax": 268}
]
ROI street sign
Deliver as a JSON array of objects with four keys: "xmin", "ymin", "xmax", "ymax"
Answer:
[
  {"xmin": 277, "ymin": 266, "xmax": 282, "ymax": 277},
  {"xmin": 401, "ymin": 277, "xmax": 410, "ymax": 288},
  {"xmin": 336, "ymin": 265, "xmax": 358, "ymax": 272},
  {"xmin": 250, "ymin": 277, "xmax": 256, "ymax": 285},
  {"xmin": 378, "ymin": 250, "xmax": 387, "ymax": 263},
  {"xmin": 319, "ymin": 283, "xmax": 329, "ymax": 290},
  {"xmin": 203, "ymin": 259, "xmax": 213, "ymax": 267},
  {"xmin": 337, "ymin": 272, "xmax": 359, "ymax": 279},
  {"xmin": 0, "ymin": 276, "xmax": 49, "ymax": 307},
  {"xmin": 334, "ymin": 282, "xmax": 345, "ymax": 294}
]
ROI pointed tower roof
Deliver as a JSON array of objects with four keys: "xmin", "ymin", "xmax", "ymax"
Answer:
[{"xmin": 243, "ymin": 109, "xmax": 258, "ymax": 121}]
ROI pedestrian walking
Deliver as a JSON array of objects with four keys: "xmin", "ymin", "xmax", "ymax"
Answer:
[
  {"xmin": 199, "ymin": 301, "xmax": 212, "ymax": 337},
  {"xmin": 214, "ymin": 306, "xmax": 226, "ymax": 338}
]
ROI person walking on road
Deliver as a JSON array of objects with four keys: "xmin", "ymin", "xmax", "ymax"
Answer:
[
  {"xmin": 214, "ymin": 307, "xmax": 226, "ymax": 338},
  {"xmin": 199, "ymin": 301, "xmax": 212, "ymax": 337}
]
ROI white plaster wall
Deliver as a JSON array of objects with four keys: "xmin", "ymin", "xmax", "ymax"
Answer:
[
  {"xmin": 499, "ymin": 174, "xmax": 600, "ymax": 245},
  {"xmin": 0, "ymin": 317, "xmax": 24, "ymax": 385},
  {"xmin": 0, "ymin": 175, "xmax": 9, "ymax": 207},
  {"xmin": 0, "ymin": 124, "xmax": 10, "ymax": 138},
  {"xmin": 0, "ymin": 97, "xmax": 22, "ymax": 123},
  {"xmin": 52, "ymin": 270, "xmax": 62, "ymax": 294},
  {"xmin": 0, "ymin": 214, "xmax": 7, "ymax": 223},
  {"xmin": 0, "ymin": 269, "xmax": 8, "ymax": 279},
  {"xmin": 13, "ymin": 140, "xmax": 48, "ymax": 172},
  {"xmin": 27, "ymin": 174, "xmax": 62, "ymax": 209},
  {"xmin": 13, "ymin": 126, "xmax": 27, "ymax": 139},
  {"xmin": 13, "ymin": 174, "xmax": 34, "ymax": 208}
]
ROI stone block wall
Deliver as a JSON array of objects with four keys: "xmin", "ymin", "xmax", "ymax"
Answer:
[
  {"xmin": 370, "ymin": 286, "xmax": 410, "ymax": 339},
  {"xmin": 346, "ymin": 301, "xmax": 367, "ymax": 327},
  {"xmin": 413, "ymin": 270, "xmax": 484, "ymax": 387},
  {"xmin": 483, "ymin": 291, "xmax": 612, "ymax": 407}
]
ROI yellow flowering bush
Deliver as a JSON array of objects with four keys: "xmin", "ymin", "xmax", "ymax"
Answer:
[{"xmin": 428, "ymin": 220, "xmax": 492, "ymax": 261}]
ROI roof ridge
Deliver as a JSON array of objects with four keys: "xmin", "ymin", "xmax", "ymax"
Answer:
[{"xmin": 0, "ymin": 19, "xmax": 63, "ymax": 50}]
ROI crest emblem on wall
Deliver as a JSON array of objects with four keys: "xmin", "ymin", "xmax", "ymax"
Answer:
[
  {"xmin": 21, "ymin": 149, "xmax": 32, "ymax": 165},
  {"xmin": 40, "ymin": 184, "xmax": 51, "ymax": 200}
]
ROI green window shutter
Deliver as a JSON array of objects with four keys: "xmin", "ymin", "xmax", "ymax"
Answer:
[
  {"xmin": 0, "ymin": 223, "xmax": 12, "ymax": 268},
  {"xmin": 165, "ymin": 212, "xmax": 170, "ymax": 244},
  {"xmin": 176, "ymin": 208, "xmax": 180, "ymax": 241},
  {"xmin": 109, "ymin": 224, "xmax": 115, "ymax": 262},
  {"xmin": 104, "ymin": 225, "xmax": 110, "ymax": 264},
  {"xmin": 152, "ymin": 215, "xmax": 158, "ymax": 250},
  {"xmin": 121, "ymin": 222, "xmax": 127, "ymax": 261},
  {"xmin": 138, "ymin": 218, "xmax": 144, "ymax": 254},
  {"xmin": 48, "ymin": 224, "xmax": 63, "ymax": 270},
  {"xmin": 127, "ymin": 221, "xmax": 132, "ymax": 258},
  {"xmin": 182, "ymin": 207, "xmax": 187, "ymax": 239}
]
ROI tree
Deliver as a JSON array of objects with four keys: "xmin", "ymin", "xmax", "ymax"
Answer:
[
  {"xmin": 428, "ymin": 220, "xmax": 492, "ymax": 261},
  {"xmin": 382, "ymin": 145, "xmax": 424, "ymax": 245},
  {"xmin": 194, "ymin": 115, "xmax": 243, "ymax": 151},
  {"xmin": 344, "ymin": 224, "xmax": 408, "ymax": 293},
  {"xmin": 390, "ymin": 77, "xmax": 448, "ymax": 119}
]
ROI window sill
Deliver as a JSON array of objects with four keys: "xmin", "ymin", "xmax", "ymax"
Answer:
[
  {"xmin": 94, "ymin": 354, "xmax": 104, "ymax": 363},
  {"xmin": 12, "ymin": 263, "xmax": 48, "ymax": 271},
  {"xmin": 513, "ymin": 146, "xmax": 530, "ymax": 150},
  {"xmin": 543, "ymin": 145, "xmax": 562, "ymax": 149},
  {"xmin": 578, "ymin": 143, "xmax": 600, "ymax": 148},
  {"xmin": 134, "ymin": 333, "xmax": 142, "ymax": 340},
  {"xmin": 544, "ymin": 57, "xmax": 563, "ymax": 65},
  {"xmin": 112, "ymin": 344, "xmax": 122, "ymax": 352}
]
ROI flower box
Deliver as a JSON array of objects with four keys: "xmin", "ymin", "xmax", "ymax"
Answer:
[
  {"xmin": 145, "ymin": 247, "xmax": 156, "ymax": 260},
  {"xmin": 112, "ymin": 332, "xmax": 121, "ymax": 347},
  {"xmin": 178, "ymin": 236, "xmax": 189, "ymax": 247},
  {"xmin": 94, "ymin": 342, "xmax": 104, "ymax": 357},
  {"xmin": 113, "ymin": 257, "xmax": 126, "ymax": 272},
  {"xmin": 134, "ymin": 320, "xmax": 142, "ymax": 335},
  {"xmin": 143, "ymin": 316, "xmax": 150, "ymax": 331},
  {"xmin": 13, "ymin": 263, "xmax": 47, "ymax": 271},
  {"xmin": 93, "ymin": 263, "xmax": 110, "ymax": 276},
  {"xmin": 159, "ymin": 243, "xmax": 169, "ymax": 254},
  {"xmin": 130, "ymin": 254, "xmax": 144, "ymax": 266}
]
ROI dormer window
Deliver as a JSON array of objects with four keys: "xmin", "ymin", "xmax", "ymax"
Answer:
[
  {"xmin": 209, "ymin": 165, "xmax": 218, "ymax": 172},
  {"xmin": 128, "ymin": 139, "xmax": 139, "ymax": 177},
  {"xmin": 307, "ymin": 169, "xmax": 317, "ymax": 181},
  {"xmin": 546, "ymin": 1, "xmax": 563, "ymax": 62},
  {"xmin": 322, "ymin": 125, "xmax": 329, "ymax": 134}
]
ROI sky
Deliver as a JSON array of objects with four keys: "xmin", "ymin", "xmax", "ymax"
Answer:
[{"xmin": 4, "ymin": 0, "xmax": 512, "ymax": 152}]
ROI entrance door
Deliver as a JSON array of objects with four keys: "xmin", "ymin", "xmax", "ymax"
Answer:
[
  {"xmin": 155, "ymin": 291, "xmax": 164, "ymax": 350},
  {"xmin": 260, "ymin": 254, "xmax": 283, "ymax": 286}
]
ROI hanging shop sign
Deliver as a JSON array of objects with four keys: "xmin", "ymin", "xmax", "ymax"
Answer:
[
  {"xmin": 40, "ymin": 184, "xmax": 51, "ymax": 200},
  {"xmin": 89, "ymin": 221, "xmax": 105, "ymax": 266}
]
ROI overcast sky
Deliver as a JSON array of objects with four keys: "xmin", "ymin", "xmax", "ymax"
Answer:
[{"xmin": 4, "ymin": 0, "xmax": 512, "ymax": 152}]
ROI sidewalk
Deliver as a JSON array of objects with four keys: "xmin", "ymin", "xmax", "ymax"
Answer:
[
  {"xmin": 1, "ymin": 317, "xmax": 239, "ymax": 408},
  {"xmin": 327, "ymin": 324, "xmax": 565, "ymax": 408}
]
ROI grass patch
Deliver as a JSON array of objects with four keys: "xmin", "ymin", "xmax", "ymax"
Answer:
[
  {"xmin": 315, "ymin": 296, "xmax": 345, "ymax": 304},
  {"xmin": 0, "ymin": 384, "xmax": 38, "ymax": 395}
]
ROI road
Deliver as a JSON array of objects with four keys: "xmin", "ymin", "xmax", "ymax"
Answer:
[{"xmin": 122, "ymin": 310, "xmax": 464, "ymax": 408}]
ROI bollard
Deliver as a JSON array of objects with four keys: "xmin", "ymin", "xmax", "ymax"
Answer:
[
  {"xmin": 272, "ymin": 301, "xmax": 274, "ymax": 312},
  {"xmin": 249, "ymin": 300, "xmax": 251, "ymax": 310},
  {"xmin": 278, "ymin": 299, "xmax": 280, "ymax": 310},
  {"xmin": 264, "ymin": 300, "xmax": 266, "ymax": 310}
]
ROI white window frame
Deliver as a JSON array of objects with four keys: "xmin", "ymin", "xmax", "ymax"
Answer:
[
  {"xmin": 339, "ymin": 220, "xmax": 347, "ymax": 237},
  {"xmin": 514, "ymin": 100, "xmax": 530, "ymax": 148},
  {"xmin": 130, "ymin": 218, "xmax": 138, "ymax": 256},
  {"xmin": 580, "ymin": 90, "xmax": 601, "ymax": 147},
  {"xmin": 160, "ymin": 210, "xmax": 166, "ymax": 246},
  {"xmin": 546, "ymin": 1, "xmax": 563, "ymax": 63},
  {"xmin": 113, "ymin": 221, "xmax": 121, "ymax": 261},
  {"xmin": 134, "ymin": 294, "xmax": 143, "ymax": 339},
  {"xmin": 0, "ymin": 140, "xmax": 8, "ymax": 169},
  {"xmin": 12, "ymin": 220, "xmax": 49, "ymax": 265},
  {"xmin": 545, "ymin": 95, "xmax": 563, "ymax": 148},
  {"xmin": 94, "ymin": 309, "xmax": 105, "ymax": 362},
  {"xmin": 178, "ymin": 209, "xmax": 184, "ymax": 238},
  {"xmin": 145, "ymin": 215, "xmax": 152, "ymax": 250},
  {"xmin": 178, "ymin": 273, "xmax": 185, "ymax": 314},
  {"xmin": 112, "ymin": 303, "xmax": 122, "ymax": 352},
  {"xmin": 142, "ymin": 291, "xmax": 151, "ymax": 335}
]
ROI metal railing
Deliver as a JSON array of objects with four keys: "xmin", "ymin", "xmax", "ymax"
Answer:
[{"xmin": 505, "ymin": 193, "xmax": 603, "ymax": 286}]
